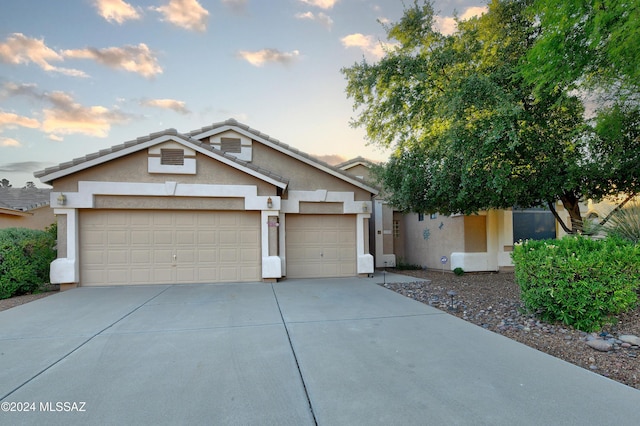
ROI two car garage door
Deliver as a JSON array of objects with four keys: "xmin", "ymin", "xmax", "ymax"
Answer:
[
  {"xmin": 80, "ymin": 210, "xmax": 261, "ymax": 285},
  {"xmin": 79, "ymin": 210, "xmax": 357, "ymax": 285}
]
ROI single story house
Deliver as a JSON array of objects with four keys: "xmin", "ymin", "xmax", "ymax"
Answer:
[
  {"xmin": 35, "ymin": 119, "xmax": 377, "ymax": 290},
  {"xmin": 0, "ymin": 187, "xmax": 54, "ymax": 230},
  {"xmin": 337, "ymin": 158, "xmax": 583, "ymax": 272}
]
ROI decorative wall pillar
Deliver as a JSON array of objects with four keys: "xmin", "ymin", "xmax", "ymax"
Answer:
[
  {"xmin": 261, "ymin": 209, "xmax": 282, "ymax": 280},
  {"xmin": 50, "ymin": 208, "xmax": 79, "ymax": 290}
]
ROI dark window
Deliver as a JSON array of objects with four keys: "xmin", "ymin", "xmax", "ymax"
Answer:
[
  {"xmin": 513, "ymin": 207, "xmax": 556, "ymax": 242},
  {"xmin": 418, "ymin": 213, "xmax": 424, "ymax": 221},
  {"xmin": 221, "ymin": 137, "xmax": 241, "ymax": 153},
  {"xmin": 160, "ymin": 149, "xmax": 184, "ymax": 165}
]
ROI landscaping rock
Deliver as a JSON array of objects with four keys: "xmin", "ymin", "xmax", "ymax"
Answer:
[
  {"xmin": 586, "ymin": 340, "xmax": 613, "ymax": 352},
  {"xmin": 618, "ymin": 335, "xmax": 640, "ymax": 346}
]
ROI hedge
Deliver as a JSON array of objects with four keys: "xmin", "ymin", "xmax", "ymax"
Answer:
[
  {"xmin": 0, "ymin": 226, "xmax": 57, "ymax": 299},
  {"xmin": 512, "ymin": 235, "xmax": 640, "ymax": 332}
]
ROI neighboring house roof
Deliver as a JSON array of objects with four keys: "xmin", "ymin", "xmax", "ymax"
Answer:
[
  {"xmin": 335, "ymin": 156, "xmax": 377, "ymax": 170},
  {"xmin": 34, "ymin": 127, "xmax": 290, "ymax": 189},
  {"xmin": 0, "ymin": 188, "xmax": 51, "ymax": 216},
  {"xmin": 34, "ymin": 119, "xmax": 378, "ymax": 195}
]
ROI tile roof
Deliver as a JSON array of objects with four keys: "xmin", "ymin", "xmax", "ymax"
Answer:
[
  {"xmin": 0, "ymin": 188, "xmax": 51, "ymax": 212},
  {"xmin": 33, "ymin": 118, "xmax": 377, "ymax": 193},
  {"xmin": 335, "ymin": 156, "xmax": 378, "ymax": 169},
  {"xmin": 34, "ymin": 127, "xmax": 289, "ymax": 187},
  {"xmin": 189, "ymin": 119, "xmax": 379, "ymax": 192}
]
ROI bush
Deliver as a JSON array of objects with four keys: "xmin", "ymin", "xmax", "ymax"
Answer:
[
  {"xmin": 0, "ymin": 227, "xmax": 57, "ymax": 299},
  {"xmin": 453, "ymin": 267, "xmax": 464, "ymax": 276},
  {"xmin": 511, "ymin": 236, "xmax": 640, "ymax": 332},
  {"xmin": 395, "ymin": 259, "xmax": 423, "ymax": 270}
]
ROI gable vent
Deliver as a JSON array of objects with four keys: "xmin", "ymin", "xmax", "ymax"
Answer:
[
  {"xmin": 221, "ymin": 137, "xmax": 241, "ymax": 153},
  {"xmin": 161, "ymin": 149, "xmax": 184, "ymax": 165}
]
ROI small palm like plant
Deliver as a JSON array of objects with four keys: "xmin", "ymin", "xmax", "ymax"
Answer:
[{"xmin": 604, "ymin": 201, "xmax": 640, "ymax": 243}]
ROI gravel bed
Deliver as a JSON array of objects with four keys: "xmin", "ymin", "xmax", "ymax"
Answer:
[
  {"xmin": 382, "ymin": 269, "xmax": 640, "ymax": 390},
  {"xmin": 0, "ymin": 291, "xmax": 58, "ymax": 312}
]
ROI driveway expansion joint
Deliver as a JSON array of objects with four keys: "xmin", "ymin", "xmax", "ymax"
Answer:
[{"xmin": 270, "ymin": 283, "xmax": 318, "ymax": 426}]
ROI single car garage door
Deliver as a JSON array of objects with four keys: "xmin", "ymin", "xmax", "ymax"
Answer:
[
  {"xmin": 286, "ymin": 214, "xmax": 356, "ymax": 278},
  {"xmin": 80, "ymin": 210, "xmax": 260, "ymax": 285}
]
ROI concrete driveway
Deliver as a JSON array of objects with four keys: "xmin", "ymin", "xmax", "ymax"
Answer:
[{"xmin": 1, "ymin": 273, "xmax": 639, "ymax": 425}]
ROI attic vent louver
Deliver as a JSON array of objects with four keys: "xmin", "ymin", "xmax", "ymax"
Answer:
[
  {"xmin": 221, "ymin": 137, "xmax": 241, "ymax": 153},
  {"xmin": 161, "ymin": 149, "xmax": 184, "ymax": 165}
]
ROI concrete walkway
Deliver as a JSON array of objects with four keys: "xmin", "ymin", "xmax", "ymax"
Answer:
[{"xmin": 1, "ymin": 273, "xmax": 638, "ymax": 425}]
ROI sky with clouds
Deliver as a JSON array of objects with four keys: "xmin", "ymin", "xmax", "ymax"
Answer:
[{"xmin": 0, "ymin": 0, "xmax": 485, "ymax": 187}]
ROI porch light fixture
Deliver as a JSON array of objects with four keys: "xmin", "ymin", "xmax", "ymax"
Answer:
[
  {"xmin": 267, "ymin": 197, "xmax": 273, "ymax": 209},
  {"xmin": 57, "ymin": 193, "xmax": 67, "ymax": 206},
  {"xmin": 362, "ymin": 202, "xmax": 368, "ymax": 212}
]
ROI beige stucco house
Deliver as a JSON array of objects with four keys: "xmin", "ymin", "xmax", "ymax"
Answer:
[
  {"xmin": 35, "ymin": 119, "xmax": 377, "ymax": 290},
  {"xmin": 0, "ymin": 187, "xmax": 54, "ymax": 230},
  {"xmin": 337, "ymin": 157, "xmax": 397, "ymax": 269},
  {"xmin": 338, "ymin": 158, "xmax": 586, "ymax": 273}
]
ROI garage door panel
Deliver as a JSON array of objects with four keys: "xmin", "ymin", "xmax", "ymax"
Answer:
[
  {"xmin": 198, "ymin": 231, "xmax": 216, "ymax": 244},
  {"xmin": 177, "ymin": 249, "xmax": 196, "ymax": 263},
  {"xmin": 322, "ymin": 247, "xmax": 338, "ymax": 260},
  {"xmin": 153, "ymin": 230, "xmax": 172, "ymax": 245},
  {"xmin": 108, "ymin": 231, "xmax": 127, "ymax": 245},
  {"xmin": 153, "ymin": 268, "xmax": 174, "ymax": 283},
  {"xmin": 107, "ymin": 213, "xmax": 127, "ymax": 226},
  {"xmin": 241, "ymin": 248, "xmax": 259, "ymax": 262},
  {"xmin": 131, "ymin": 230, "xmax": 150, "ymax": 245},
  {"xmin": 131, "ymin": 269, "xmax": 150, "ymax": 284},
  {"xmin": 286, "ymin": 214, "xmax": 356, "ymax": 279},
  {"xmin": 176, "ymin": 231, "xmax": 196, "ymax": 245},
  {"xmin": 322, "ymin": 231, "xmax": 338, "ymax": 243},
  {"xmin": 131, "ymin": 250, "xmax": 150, "ymax": 263},
  {"xmin": 107, "ymin": 250, "xmax": 127, "ymax": 264},
  {"xmin": 220, "ymin": 249, "xmax": 238, "ymax": 262},
  {"xmin": 80, "ymin": 210, "xmax": 260, "ymax": 285},
  {"xmin": 176, "ymin": 268, "xmax": 194, "ymax": 282},
  {"xmin": 107, "ymin": 269, "xmax": 128, "ymax": 285},
  {"xmin": 198, "ymin": 249, "xmax": 217, "ymax": 262}
]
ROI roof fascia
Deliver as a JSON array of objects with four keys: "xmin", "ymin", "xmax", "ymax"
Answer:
[{"xmin": 0, "ymin": 208, "xmax": 32, "ymax": 217}]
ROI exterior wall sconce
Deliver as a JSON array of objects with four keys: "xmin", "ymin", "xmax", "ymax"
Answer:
[
  {"xmin": 267, "ymin": 197, "xmax": 273, "ymax": 209},
  {"xmin": 362, "ymin": 202, "xmax": 368, "ymax": 212},
  {"xmin": 57, "ymin": 193, "xmax": 67, "ymax": 206}
]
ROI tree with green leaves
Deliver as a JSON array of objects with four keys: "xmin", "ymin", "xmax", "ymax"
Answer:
[
  {"xmin": 523, "ymin": 0, "xmax": 639, "ymax": 97},
  {"xmin": 524, "ymin": 0, "xmax": 640, "ymax": 212},
  {"xmin": 342, "ymin": 0, "xmax": 638, "ymax": 233}
]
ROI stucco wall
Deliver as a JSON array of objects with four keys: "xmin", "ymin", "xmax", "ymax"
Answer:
[
  {"xmin": 400, "ymin": 213, "xmax": 464, "ymax": 269},
  {"xmin": 94, "ymin": 196, "xmax": 245, "ymax": 210},
  {"xmin": 0, "ymin": 206, "xmax": 55, "ymax": 231},
  {"xmin": 344, "ymin": 164, "xmax": 372, "ymax": 181},
  {"xmin": 249, "ymin": 143, "xmax": 372, "ymax": 201},
  {"xmin": 52, "ymin": 151, "xmax": 276, "ymax": 196}
]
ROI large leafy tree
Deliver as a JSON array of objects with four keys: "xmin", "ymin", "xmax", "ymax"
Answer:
[
  {"xmin": 343, "ymin": 0, "xmax": 637, "ymax": 233},
  {"xmin": 523, "ymin": 0, "xmax": 639, "ymax": 96},
  {"xmin": 524, "ymin": 0, "xmax": 640, "ymax": 208}
]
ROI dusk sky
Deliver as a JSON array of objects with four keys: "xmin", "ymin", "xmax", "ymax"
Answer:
[{"xmin": 1, "ymin": 0, "xmax": 486, "ymax": 187}]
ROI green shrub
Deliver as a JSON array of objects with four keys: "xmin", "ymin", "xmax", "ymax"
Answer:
[
  {"xmin": 395, "ymin": 259, "xmax": 423, "ymax": 270},
  {"xmin": 453, "ymin": 267, "xmax": 464, "ymax": 276},
  {"xmin": 0, "ymin": 227, "xmax": 57, "ymax": 299},
  {"xmin": 511, "ymin": 236, "xmax": 640, "ymax": 332}
]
